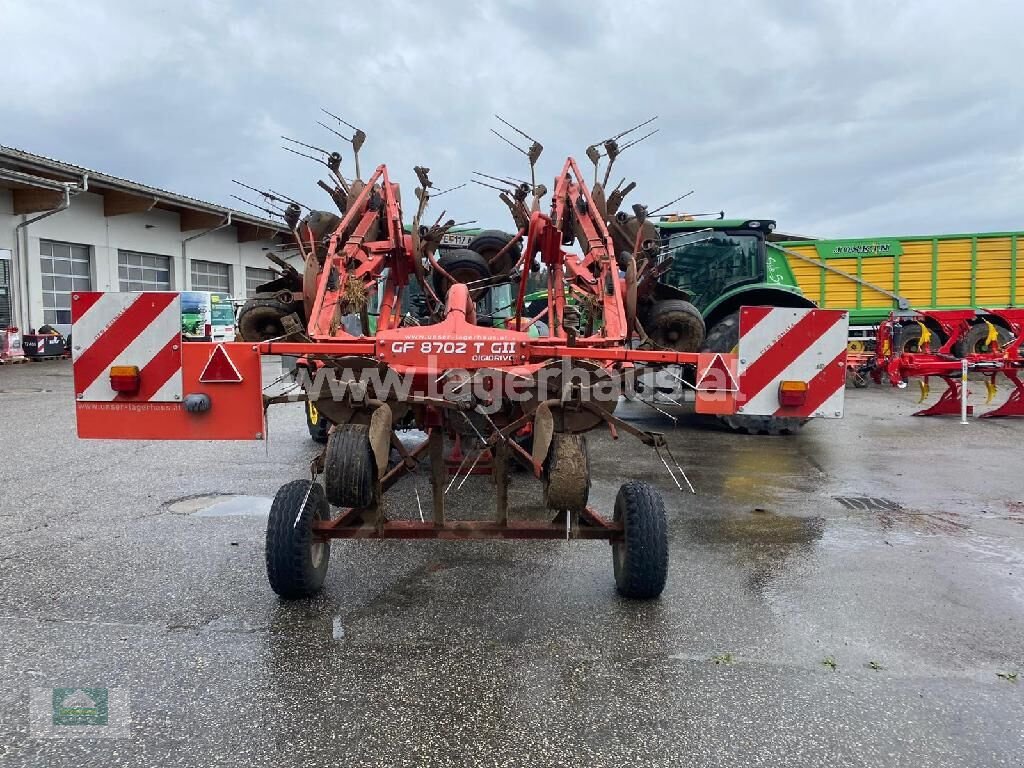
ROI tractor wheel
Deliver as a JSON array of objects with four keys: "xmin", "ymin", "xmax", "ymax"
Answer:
[
  {"xmin": 700, "ymin": 311, "xmax": 806, "ymax": 435},
  {"xmin": 952, "ymin": 322, "xmax": 1013, "ymax": 357},
  {"xmin": 432, "ymin": 248, "xmax": 492, "ymax": 302},
  {"xmin": 612, "ymin": 481, "xmax": 668, "ymax": 599},
  {"xmin": 265, "ymin": 479, "xmax": 331, "ymax": 599},
  {"xmin": 468, "ymin": 230, "xmax": 522, "ymax": 275},
  {"xmin": 306, "ymin": 401, "xmax": 330, "ymax": 444},
  {"xmin": 892, "ymin": 323, "xmax": 942, "ymax": 354},
  {"xmin": 646, "ymin": 299, "xmax": 706, "ymax": 352},
  {"xmin": 542, "ymin": 433, "xmax": 590, "ymax": 512},
  {"xmin": 237, "ymin": 296, "xmax": 293, "ymax": 342},
  {"xmin": 324, "ymin": 424, "xmax": 377, "ymax": 508}
]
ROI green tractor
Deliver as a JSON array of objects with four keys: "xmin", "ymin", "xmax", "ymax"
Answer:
[{"xmin": 642, "ymin": 217, "xmax": 816, "ymax": 435}]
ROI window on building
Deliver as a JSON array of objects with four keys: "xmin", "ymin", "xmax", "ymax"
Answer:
[
  {"xmin": 41, "ymin": 240, "xmax": 91, "ymax": 329},
  {"xmin": 118, "ymin": 250, "xmax": 172, "ymax": 292},
  {"xmin": 191, "ymin": 260, "xmax": 231, "ymax": 293},
  {"xmin": 245, "ymin": 267, "xmax": 276, "ymax": 297}
]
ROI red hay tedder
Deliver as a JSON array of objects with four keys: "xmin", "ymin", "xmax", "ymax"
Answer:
[{"xmin": 71, "ymin": 118, "xmax": 848, "ymax": 600}]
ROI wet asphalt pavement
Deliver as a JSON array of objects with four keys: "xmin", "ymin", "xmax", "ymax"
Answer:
[{"xmin": 1, "ymin": 359, "xmax": 1022, "ymax": 766}]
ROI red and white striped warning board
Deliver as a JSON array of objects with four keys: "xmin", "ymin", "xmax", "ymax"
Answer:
[
  {"xmin": 72, "ymin": 292, "xmax": 183, "ymax": 402},
  {"xmin": 736, "ymin": 306, "xmax": 849, "ymax": 418}
]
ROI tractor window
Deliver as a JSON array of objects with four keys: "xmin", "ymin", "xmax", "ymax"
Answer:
[{"xmin": 660, "ymin": 231, "xmax": 763, "ymax": 310}]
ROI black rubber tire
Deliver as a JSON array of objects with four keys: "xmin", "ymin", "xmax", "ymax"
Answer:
[
  {"xmin": 952, "ymin": 322, "xmax": 1013, "ymax": 357},
  {"xmin": 646, "ymin": 299, "xmax": 706, "ymax": 352},
  {"xmin": 542, "ymin": 433, "xmax": 590, "ymax": 512},
  {"xmin": 324, "ymin": 424, "xmax": 377, "ymax": 508},
  {"xmin": 700, "ymin": 311, "xmax": 805, "ymax": 436},
  {"xmin": 432, "ymin": 248, "xmax": 492, "ymax": 302},
  {"xmin": 237, "ymin": 296, "xmax": 293, "ymax": 342},
  {"xmin": 468, "ymin": 230, "xmax": 522, "ymax": 275},
  {"xmin": 612, "ymin": 481, "xmax": 668, "ymax": 599},
  {"xmin": 892, "ymin": 323, "xmax": 942, "ymax": 354},
  {"xmin": 305, "ymin": 400, "xmax": 330, "ymax": 444},
  {"xmin": 265, "ymin": 479, "xmax": 331, "ymax": 599}
]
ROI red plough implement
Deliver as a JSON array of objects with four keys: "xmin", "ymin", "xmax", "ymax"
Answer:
[
  {"xmin": 72, "ymin": 119, "xmax": 848, "ymax": 600},
  {"xmin": 873, "ymin": 308, "xmax": 1024, "ymax": 417}
]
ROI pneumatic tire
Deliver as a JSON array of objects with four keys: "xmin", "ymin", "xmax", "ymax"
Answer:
[
  {"xmin": 432, "ymin": 248, "xmax": 492, "ymax": 302},
  {"xmin": 468, "ymin": 229, "xmax": 522, "ymax": 275},
  {"xmin": 612, "ymin": 481, "xmax": 668, "ymax": 599},
  {"xmin": 542, "ymin": 433, "xmax": 590, "ymax": 512},
  {"xmin": 265, "ymin": 480, "xmax": 331, "ymax": 599},
  {"xmin": 237, "ymin": 296, "xmax": 293, "ymax": 342},
  {"xmin": 646, "ymin": 299, "xmax": 706, "ymax": 352},
  {"xmin": 305, "ymin": 401, "xmax": 330, "ymax": 444},
  {"xmin": 324, "ymin": 424, "xmax": 377, "ymax": 508}
]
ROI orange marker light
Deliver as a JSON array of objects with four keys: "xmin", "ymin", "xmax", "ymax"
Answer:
[
  {"xmin": 778, "ymin": 380, "xmax": 808, "ymax": 408},
  {"xmin": 109, "ymin": 365, "xmax": 141, "ymax": 394}
]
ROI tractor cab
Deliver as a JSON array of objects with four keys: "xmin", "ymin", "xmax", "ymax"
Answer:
[{"xmin": 654, "ymin": 218, "xmax": 776, "ymax": 312}]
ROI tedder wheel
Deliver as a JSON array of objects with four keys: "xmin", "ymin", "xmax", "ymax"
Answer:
[
  {"xmin": 612, "ymin": 481, "xmax": 668, "ymax": 599},
  {"xmin": 542, "ymin": 433, "xmax": 590, "ymax": 512},
  {"xmin": 432, "ymin": 248, "xmax": 492, "ymax": 302},
  {"xmin": 237, "ymin": 296, "xmax": 293, "ymax": 342},
  {"xmin": 265, "ymin": 479, "xmax": 331, "ymax": 599},
  {"xmin": 646, "ymin": 299, "xmax": 706, "ymax": 352},
  {"xmin": 700, "ymin": 310, "xmax": 806, "ymax": 435},
  {"xmin": 324, "ymin": 424, "xmax": 377, "ymax": 509},
  {"xmin": 952, "ymin": 322, "xmax": 1013, "ymax": 357},
  {"xmin": 305, "ymin": 401, "xmax": 330, "ymax": 444},
  {"xmin": 468, "ymin": 229, "xmax": 522, "ymax": 275}
]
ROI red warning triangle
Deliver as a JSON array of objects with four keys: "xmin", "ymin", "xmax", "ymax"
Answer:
[
  {"xmin": 199, "ymin": 344, "xmax": 243, "ymax": 383},
  {"xmin": 696, "ymin": 353, "xmax": 739, "ymax": 393}
]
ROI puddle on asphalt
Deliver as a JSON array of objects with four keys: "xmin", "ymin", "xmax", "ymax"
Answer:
[
  {"xmin": 166, "ymin": 494, "xmax": 271, "ymax": 518},
  {"xmin": 691, "ymin": 509, "xmax": 825, "ymax": 546},
  {"xmin": 689, "ymin": 509, "xmax": 826, "ymax": 593},
  {"xmin": 332, "ymin": 617, "xmax": 345, "ymax": 640}
]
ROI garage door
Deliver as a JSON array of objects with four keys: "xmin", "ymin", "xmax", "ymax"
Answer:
[
  {"xmin": 191, "ymin": 260, "xmax": 231, "ymax": 293},
  {"xmin": 41, "ymin": 240, "xmax": 91, "ymax": 334},
  {"xmin": 245, "ymin": 266, "xmax": 275, "ymax": 297},
  {"xmin": 119, "ymin": 250, "xmax": 172, "ymax": 291}
]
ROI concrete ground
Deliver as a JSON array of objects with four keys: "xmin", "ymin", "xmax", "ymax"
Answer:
[{"xmin": 0, "ymin": 358, "xmax": 1022, "ymax": 767}]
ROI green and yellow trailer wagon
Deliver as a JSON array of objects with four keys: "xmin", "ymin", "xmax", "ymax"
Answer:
[{"xmin": 767, "ymin": 231, "xmax": 1024, "ymax": 349}]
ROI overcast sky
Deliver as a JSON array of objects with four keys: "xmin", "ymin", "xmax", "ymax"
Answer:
[{"xmin": 3, "ymin": 0, "xmax": 1022, "ymax": 238}]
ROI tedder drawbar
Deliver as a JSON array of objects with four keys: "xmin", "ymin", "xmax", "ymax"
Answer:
[{"xmin": 72, "ymin": 118, "xmax": 848, "ymax": 600}]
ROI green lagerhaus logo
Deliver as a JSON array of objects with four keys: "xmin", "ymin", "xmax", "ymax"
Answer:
[{"xmin": 52, "ymin": 688, "xmax": 109, "ymax": 726}]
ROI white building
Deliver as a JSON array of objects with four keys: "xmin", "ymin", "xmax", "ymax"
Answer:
[{"xmin": 0, "ymin": 146, "xmax": 288, "ymax": 335}]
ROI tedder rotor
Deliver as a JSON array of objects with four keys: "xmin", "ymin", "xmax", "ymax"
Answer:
[{"xmin": 71, "ymin": 117, "xmax": 849, "ymax": 601}]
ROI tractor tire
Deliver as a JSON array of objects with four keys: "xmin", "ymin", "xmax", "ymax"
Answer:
[
  {"xmin": 646, "ymin": 299, "xmax": 706, "ymax": 352},
  {"xmin": 237, "ymin": 296, "xmax": 293, "ymax": 342},
  {"xmin": 542, "ymin": 433, "xmax": 590, "ymax": 512},
  {"xmin": 265, "ymin": 479, "xmax": 331, "ymax": 599},
  {"xmin": 700, "ymin": 311, "xmax": 806, "ymax": 436},
  {"xmin": 952, "ymin": 322, "xmax": 1013, "ymax": 357},
  {"xmin": 468, "ymin": 230, "xmax": 522, "ymax": 275},
  {"xmin": 324, "ymin": 424, "xmax": 377, "ymax": 508},
  {"xmin": 892, "ymin": 323, "xmax": 942, "ymax": 354},
  {"xmin": 432, "ymin": 248, "xmax": 492, "ymax": 302},
  {"xmin": 306, "ymin": 401, "xmax": 330, "ymax": 444},
  {"xmin": 612, "ymin": 481, "xmax": 668, "ymax": 599}
]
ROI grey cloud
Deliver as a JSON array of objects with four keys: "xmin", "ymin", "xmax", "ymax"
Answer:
[{"xmin": 2, "ymin": 0, "xmax": 1022, "ymax": 238}]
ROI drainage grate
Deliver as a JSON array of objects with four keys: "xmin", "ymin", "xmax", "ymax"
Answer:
[{"xmin": 833, "ymin": 496, "xmax": 903, "ymax": 512}]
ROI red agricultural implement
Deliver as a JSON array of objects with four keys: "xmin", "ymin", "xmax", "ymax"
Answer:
[
  {"xmin": 873, "ymin": 308, "xmax": 1024, "ymax": 417},
  {"xmin": 71, "ymin": 119, "xmax": 848, "ymax": 600}
]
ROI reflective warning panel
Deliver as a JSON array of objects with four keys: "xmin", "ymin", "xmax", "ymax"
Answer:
[
  {"xmin": 736, "ymin": 306, "xmax": 849, "ymax": 418},
  {"xmin": 72, "ymin": 292, "xmax": 182, "ymax": 402},
  {"xmin": 75, "ymin": 340, "xmax": 265, "ymax": 440}
]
